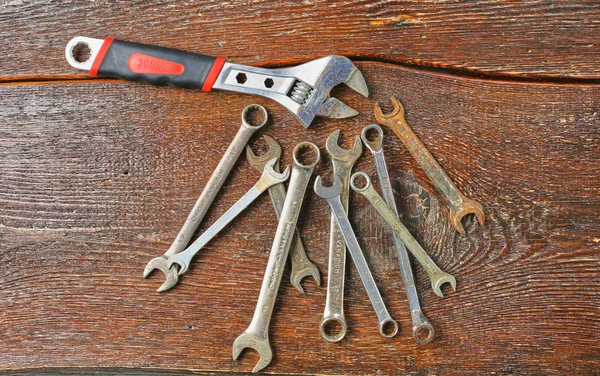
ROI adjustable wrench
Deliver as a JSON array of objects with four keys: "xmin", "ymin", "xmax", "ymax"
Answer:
[
  {"xmin": 143, "ymin": 104, "xmax": 267, "ymax": 292},
  {"xmin": 351, "ymin": 172, "xmax": 456, "ymax": 298},
  {"xmin": 233, "ymin": 142, "xmax": 319, "ymax": 373},
  {"xmin": 314, "ymin": 175, "xmax": 399, "ymax": 339},
  {"xmin": 320, "ymin": 130, "xmax": 362, "ymax": 342},
  {"xmin": 65, "ymin": 37, "xmax": 369, "ymax": 127},
  {"xmin": 361, "ymin": 124, "xmax": 433, "ymax": 344},
  {"xmin": 168, "ymin": 158, "xmax": 290, "ymax": 275},
  {"xmin": 246, "ymin": 135, "xmax": 320, "ymax": 293},
  {"xmin": 374, "ymin": 97, "xmax": 485, "ymax": 234}
]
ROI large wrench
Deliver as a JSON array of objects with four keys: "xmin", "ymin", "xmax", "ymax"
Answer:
[
  {"xmin": 351, "ymin": 172, "xmax": 456, "ymax": 297},
  {"xmin": 233, "ymin": 142, "xmax": 320, "ymax": 373},
  {"xmin": 320, "ymin": 130, "xmax": 362, "ymax": 342},
  {"xmin": 245, "ymin": 135, "xmax": 320, "ymax": 293},
  {"xmin": 361, "ymin": 124, "xmax": 434, "ymax": 344},
  {"xmin": 314, "ymin": 175, "xmax": 399, "ymax": 339},
  {"xmin": 167, "ymin": 158, "xmax": 290, "ymax": 275},
  {"xmin": 143, "ymin": 104, "xmax": 267, "ymax": 292},
  {"xmin": 374, "ymin": 97, "xmax": 485, "ymax": 235}
]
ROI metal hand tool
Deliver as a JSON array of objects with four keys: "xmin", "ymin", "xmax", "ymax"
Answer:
[
  {"xmin": 143, "ymin": 104, "xmax": 268, "ymax": 292},
  {"xmin": 361, "ymin": 124, "xmax": 433, "ymax": 344},
  {"xmin": 233, "ymin": 142, "xmax": 319, "ymax": 373},
  {"xmin": 374, "ymin": 97, "xmax": 485, "ymax": 234},
  {"xmin": 351, "ymin": 172, "xmax": 456, "ymax": 298},
  {"xmin": 168, "ymin": 158, "xmax": 290, "ymax": 275},
  {"xmin": 65, "ymin": 37, "xmax": 369, "ymax": 127},
  {"xmin": 314, "ymin": 175, "xmax": 399, "ymax": 339},
  {"xmin": 246, "ymin": 136, "xmax": 320, "ymax": 293},
  {"xmin": 320, "ymin": 130, "xmax": 362, "ymax": 342}
]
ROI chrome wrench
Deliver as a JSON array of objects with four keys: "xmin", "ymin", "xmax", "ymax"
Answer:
[
  {"xmin": 246, "ymin": 135, "xmax": 320, "ymax": 293},
  {"xmin": 65, "ymin": 37, "xmax": 369, "ymax": 127},
  {"xmin": 351, "ymin": 172, "xmax": 456, "ymax": 297},
  {"xmin": 320, "ymin": 130, "xmax": 362, "ymax": 342},
  {"xmin": 143, "ymin": 104, "xmax": 267, "ymax": 292},
  {"xmin": 361, "ymin": 124, "xmax": 434, "ymax": 344},
  {"xmin": 233, "ymin": 142, "xmax": 320, "ymax": 373},
  {"xmin": 167, "ymin": 158, "xmax": 290, "ymax": 275},
  {"xmin": 314, "ymin": 175, "xmax": 399, "ymax": 339}
]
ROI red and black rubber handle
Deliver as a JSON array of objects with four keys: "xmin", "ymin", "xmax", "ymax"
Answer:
[{"xmin": 90, "ymin": 37, "xmax": 226, "ymax": 92}]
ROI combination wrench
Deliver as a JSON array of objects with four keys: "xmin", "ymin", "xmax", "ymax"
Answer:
[
  {"xmin": 233, "ymin": 142, "xmax": 320, "ymax": 373},
  {"xmin": 361, "ymin": 124, "xmax": 434, "ymax": 344},
  {"xmin": 351, "ymin": 172, "xmax": 456, "ymax": 297},
  {"xmin": 143, "ymin": 104, "xmax": 267, "ymax": 292},
  {"xmin": 314, "ymin": 175, "xmax": 399, "ymax": 339},
  {"xmin": 320, "ymin": 130, "xmax": 362, "ymax": 342},
  {"xmin": 374, "ymin": 97, "xmax": 485, "ymax": 234},
  {"xmin": 246, "ymin": 135, "xmax": 320, "ymax": 293},
  {"xmin": 167, "ymin": 158, "xmax": 290, "ymax": 275}
]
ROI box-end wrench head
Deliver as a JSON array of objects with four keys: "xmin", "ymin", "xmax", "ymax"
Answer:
[
  {"xmin": 246, "ymin": 136, "xmax": 320, "ymax": 292},
  {"xmin": 374, "ymin": 97, "xmax": 485, "ymax": 235},
  {"xmin": 314, "ymin": 175, "xmax": 399, "ymax": 338},
  {"xmin": 234, "ymin": 142, "xmax": 320, "ymax": 373},
  {"xmin": 351, "ymin": 172, "xmax": 456, "ymax": 298}
]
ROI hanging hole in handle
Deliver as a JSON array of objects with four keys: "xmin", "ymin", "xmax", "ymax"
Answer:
[
  {"xmin": 65, "ymin": 37, "xmax": 105, "ymax": 71},
  {"xmin": 72, "ymin": 42, "xmax": 91, "ymax": 63},
  {"xmin": 350, "ymin": 171, "xmax": 370, "ymax": 192}
]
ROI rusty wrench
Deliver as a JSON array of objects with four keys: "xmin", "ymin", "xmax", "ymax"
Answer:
[
  {"xmin": 314, "ymin": 175, "xmax": 399, "ymax": 339},
  {"xmin": 320, "ymin": 130, "xmax": 362, "ymax": 342},
  {"xmin": 361, "ymin": 124, "xmax": 433, "ymax": 344},
  {"xmin": 233, "ymin": 142, "xmax": 320, "ymax": 373},
  {"xmin": 374, "ymin": 97, "xmax": 485, "ymax": 234},
  {"xmin": 351, "ymin": 172, "xmax": 456, "ymax": 297},
  {"xmin": 143, "ymin": 104, "xmax": 267, "ymax": 292},
  {"xmin": 246, "ymin": 135, "xmax": 320, "ymax": 293}
]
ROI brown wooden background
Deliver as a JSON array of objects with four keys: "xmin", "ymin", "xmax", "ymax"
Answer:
[{"xmin": 1, "ymin": 1, "xmax": 599, "ymax": 375}]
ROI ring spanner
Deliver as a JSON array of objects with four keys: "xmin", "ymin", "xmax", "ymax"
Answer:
[
  {"xmin": 361, "ymin": 124, "xmax": 433, "ymax": 344},
  {"xmin": 314, "ymin": 175, "xmax": 399, "ymax": 339},
  {"xmin": 351, "ymin": 172, "xmax": 456, "ymax": 298},
  {"xmin": 167, "ymin": 158, "xmax": 290, "ymax": 275},
  {"xmin": 66, "ymin": 37, "xmax": 369, "ymax": 127},
  {"xmin": 143, "ymin": 104, "xmax": 267, "ymax": 292}
]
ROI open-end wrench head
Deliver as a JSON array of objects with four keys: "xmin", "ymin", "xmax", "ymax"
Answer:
[
  {"xmin": 325, "ymin": 129, "xmax": 363, "ymax": 162},
  {"xmin": 449, "ymin": 199, "xmax": 486, "ymax": 235},
  {"xmin": 143, "ymin": 257, "xmax": 180, "ymax": 292},
  {"xmin": 233, "ymin": 332, "xmax": 273, "ymax": 373},
  {"xmin": 360, "ymin": 124, "xmax": 384, "ymax": 153},
  {"xmin": 374, "ymin": 96, "xmax": 405, "ymax": 124},
  {"xmin": 245, "ymin": 135, "xmax": 282, "ymax": 171},
  {"xmin": 431, "ymin": 271, "xmax": 457, "ymax": 298},
  {"xmin": 313, "ymin": 175, "xmax": 342, "ymax": 199},
  {"xmin": 258, "ymin": 157, "xmax": 290, "ymax": 189}
]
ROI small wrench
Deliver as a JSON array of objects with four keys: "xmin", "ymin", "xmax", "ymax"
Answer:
[
  {"xmin": 246, "ymin": 135, "xmax": 320, "ymax": 293},
  {"xmin": 233, "ymin": 142, "xmax": 320, "ymax": 373},
  {"xmin": 351, "ymin": 172, "xmax": 456, "ymax": 298},
  {"xmin": 361, "ymin": 124, "xmax": 434, "ymax": 344},
  {"xmin": 320, "ymin": 130, "xmax": 362, "ymax": 342},
  {"xmin": 143, "ymin": 104, "xmax": 267, "ymax": 292},
  {"xmin": 374, "ymin": 97, "xmax": 485, "ymax": 235},
  {"xmin": 314, "ymin": 175, "xmax": 399, "ymax": 339},
  {"xmin": 167, "ymin": 158, "xmax": 290, "ymax": 275}
]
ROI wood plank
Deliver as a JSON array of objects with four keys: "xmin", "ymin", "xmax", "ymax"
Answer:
[
  {"xmin": 1, "ymin": 1, "xmax": 600, "ymax": 80},
  {"xmin": 1, "ymin": 62, "xmax": 599, "ymax": 375}
]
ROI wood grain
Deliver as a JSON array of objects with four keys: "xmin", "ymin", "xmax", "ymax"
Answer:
[
  {"xmin": 1, "ymin": 0, "xmax": 600, "ymax": 80},
  {"xmin": 1, "ymin": 61, "xmax": 599, "ymax": 375}
]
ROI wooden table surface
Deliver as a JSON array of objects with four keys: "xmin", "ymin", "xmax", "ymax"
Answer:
[{"xmin": 1, "ymin": 1, "xmax": 599, "ymax": 375}]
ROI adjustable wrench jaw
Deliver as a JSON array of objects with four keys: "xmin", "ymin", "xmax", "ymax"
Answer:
[
  {"xmin": 142, "ymin": 256, "xmax": 179, "ymax": 292},
  {"xmin": 213, "ymin": 56, "xmax": 368, "ymax": 127}
]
